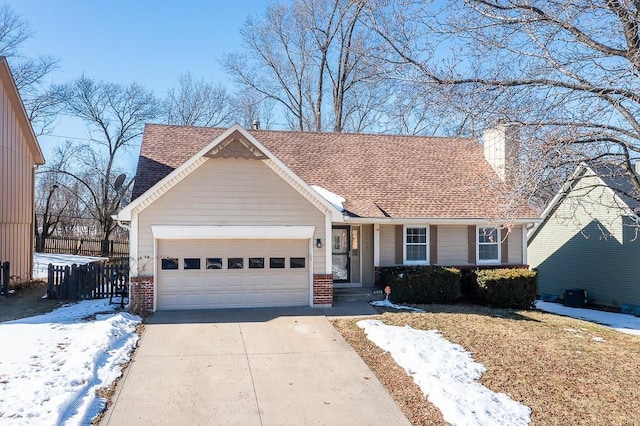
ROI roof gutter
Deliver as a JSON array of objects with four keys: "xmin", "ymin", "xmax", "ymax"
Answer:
[{"xmin": 341, "ymin": 216, "xmax": 541, "ymax": 225}]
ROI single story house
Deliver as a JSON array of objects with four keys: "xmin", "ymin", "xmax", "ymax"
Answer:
[
  {"xmin": 528, "ymin": 162, "xmax": 640, "ymax": 309},
  {"xmin": 0, "ymin": 56, "xmax": 45, "ymax": 284},
  {"xmin": 115, "ymin": 123, "xmax": 538, "ymax": 312}
]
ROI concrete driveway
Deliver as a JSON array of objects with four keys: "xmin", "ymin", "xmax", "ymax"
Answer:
[{"xmin": 101, "ymin": 305, "xmax": 410, "ymax": 425}]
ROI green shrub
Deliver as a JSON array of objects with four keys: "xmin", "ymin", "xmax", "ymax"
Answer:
[
  {"xmin": 476, "ymin": 268, "xmax": 537, "ymax": 309},
  {"xmin": 379, "ymin": 266, "xmax": 461, "ymax": 304}
]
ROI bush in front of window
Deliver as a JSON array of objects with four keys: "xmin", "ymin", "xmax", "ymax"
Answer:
[
  {"xmin": 379, "ymin": 266, "xmax": 460, "ymax": 304},
  {"xmin": 475, "ymin": 268, "xmax": 537, "ymax": 309}
]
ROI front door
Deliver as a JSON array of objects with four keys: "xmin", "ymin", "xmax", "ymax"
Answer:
[{"xmin": 332, "ymin": 226, "xmax": 350, "ymax": 282}]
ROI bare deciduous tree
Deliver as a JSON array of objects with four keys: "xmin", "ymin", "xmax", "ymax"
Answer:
[
  {"xmin": 233, "ymin": 91, "xmax": 277, "ymax": 130},
  {"xmin": 224, "ymin": 0, "xmax": 389, "ymax": 132},
  {"xmin": 366, "ymin": 0, "xmax": 640, "ymax": 210},
  {"xmin": 50, "ymin": 76, "xmax": 160, "ymax": 251},
  {"xmin": 164, "ymin": 72, "xmax": 234, "ymax": 127},
  {"xmin": 34, "ymin": 181, "xmax": 66, "ymax": 252},
  {"xmin": 0, "ymin": 4, "xmax": 68, "ymax": 135}
]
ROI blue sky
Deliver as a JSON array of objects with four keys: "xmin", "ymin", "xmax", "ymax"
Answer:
[{"xmin": 4, "ymin": 0, "xmax": 267, "ymax": 171}]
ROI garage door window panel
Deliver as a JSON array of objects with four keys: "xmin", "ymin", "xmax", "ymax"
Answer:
[
  {"xmin": 184, "ymin": 258, "xmax": 201, "ymax": 270},
  {"xmin": 270, "ymin": 257, "xmax": 285, "ymax": 268},
  {"xmin": 161, "ymin": 258, "xmax": 179, "ymax": 270},
  {"xmin": 206, "ymin": 258, "xmax": 223, "ymax": 269},
  {"xmin": 249, "ymin": 257, "xmax": 265, "ymax": 269},
  {"xmin": 290, "ymin": 257, "xmax": 306, "ymax": 268},
  {"xmin": 228, "ymin": 258, "xmax": 244, "ymax": 269}
]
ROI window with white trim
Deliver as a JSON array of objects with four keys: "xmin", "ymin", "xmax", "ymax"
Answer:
[
  {"xmin": 404, "ymin": 226, "xmax": 429, "ymax": 264},
  {"xmin": 478, "ymin": 227, "xmax": 500, "ymax": 263}
]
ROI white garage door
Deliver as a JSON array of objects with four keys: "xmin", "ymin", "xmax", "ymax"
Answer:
[{"xmin": 157, "ymin": 239, "xmax": 310, "ymax": 310}]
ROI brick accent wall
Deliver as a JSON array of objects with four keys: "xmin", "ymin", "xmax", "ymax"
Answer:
[
  {"xmin": 130, "ymin": 276, "xmax": 154, "ymax": 314},
  {"xmin": 313, "ymin": 274, "xmax": 333, "ymax": 307}
]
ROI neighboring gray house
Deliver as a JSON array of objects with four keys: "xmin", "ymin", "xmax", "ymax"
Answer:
[{"xmin": 528, "ymin": 162, "xmax": 640, "ymax": 309}]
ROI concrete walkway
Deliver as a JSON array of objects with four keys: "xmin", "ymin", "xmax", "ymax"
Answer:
[{"xmin": 101, "ymin": 304, "xmax": 410, "ymax": 425}]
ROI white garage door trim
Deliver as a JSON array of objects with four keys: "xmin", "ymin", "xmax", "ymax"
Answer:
[{"xmin": 151, "ymin": 225, "xmax": 315, "ymax": 239}]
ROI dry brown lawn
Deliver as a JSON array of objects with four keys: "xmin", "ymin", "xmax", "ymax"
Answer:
[
  {"xmin": 332, "ymin": 304, "xmax": 640, "ymax": 426},
  {"xmin": 0, "ymin": 281, "xmax": 64, "ymax": 322}
]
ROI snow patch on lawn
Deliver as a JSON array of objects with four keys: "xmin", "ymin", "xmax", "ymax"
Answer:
[
  {"xmin": 0, "ymin": 299, "xmax": 141, "ymax": 425},
  {"xmin": 370, "ymin": 299, "xmax": 425, "ymax": 312},
  {"xmin": 536, "ymin": 301, "xmax": 640, "ymax": 336},
  {"xmin": 33, "ymin": 253, "xmax": 107, "ymax": 280},
  {"xmin": 357, "ymin": 319, "xmax": 531, "ymax": 426}
]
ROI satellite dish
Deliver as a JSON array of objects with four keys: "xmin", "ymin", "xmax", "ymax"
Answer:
[{"xmin": 113, "ymin": 173, "xmax": 126, "ymax": 190}]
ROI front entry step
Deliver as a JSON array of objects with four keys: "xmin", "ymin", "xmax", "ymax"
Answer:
[{"xmin": 333, "ymin": 287, "xmax": 384, "ymax": 303}]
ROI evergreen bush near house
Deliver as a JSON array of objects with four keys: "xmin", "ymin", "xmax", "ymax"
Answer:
[
  {"xmin": 379, "ymin": 266, "xmax": 460, "ymax": 304},
  {"xmin": 460, "ymin": 269, "xmax": 480, "ymax": 300},
  {"xmin": 476, "ymin": 268, "xmax": 537, "ymax": 309}
]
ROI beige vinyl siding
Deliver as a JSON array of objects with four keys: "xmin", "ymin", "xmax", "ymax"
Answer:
[
  {"xmin": 529, "ymin": 171, "xmax": 640, "ymax": 307},
  {"xmin": 377, "ymin": 223, "xmax": 524, "ymax": 268},
  {"xmin": 379, "ymin": 224, "xmax": 397, "ymax": 266},
  {"xmin": 0, "ymin": 81, "xmax": 36, "ymax": 282},
  {"xmin": 360, "ymin": 224, "xmax": 374, "ymax": 286},
  {"xmin": 436, "ymin": 225, "xmax": 470, "ymax": 266},
  {"xmin": 136, "ymin": 158, "xmax": 326, "ymax": 274},
  {"xmin": 507, "ymin": 225, "xmax": 523, "ymax": 264}
]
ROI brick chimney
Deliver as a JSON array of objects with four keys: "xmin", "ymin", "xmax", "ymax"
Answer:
[{"xmin": 483, "ymin": 123, "xmax": 520, "ymax": 182}]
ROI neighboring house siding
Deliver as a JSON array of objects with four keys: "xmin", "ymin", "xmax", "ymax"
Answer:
[
  {"xmin": 0, "ymin": 82, "xmax": 36, "ymax": 282},
  {"xmin": 437, "ymin": 225, "xmax": 470, "ymax": 266},
  {"xmin": 379, "ymin": 224, "xmax": 396, "ymax": 266},
  {"xmin": 135, "ymin": 158, "xmax": 326, "ymax": 275},
  {"xmin": 529, "ymin": 172, "xmax": 640, "ymax": 307}
]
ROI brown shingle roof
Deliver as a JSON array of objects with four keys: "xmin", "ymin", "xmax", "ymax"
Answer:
[{"xmin": 132, "ymin": 124, "xmax": 535, "ymax": 219}]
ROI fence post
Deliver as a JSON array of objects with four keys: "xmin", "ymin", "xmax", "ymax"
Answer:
[
  {"xmin": 72, "ymin": 264, "xmax": 80, "ymax": 299},
  {"xmin": 86, "ymin": 263, "xmax": 95, "ymax": 299},
  {"xmin": 1, "ymin": 261, "xmax": 9, "ymax": 296},
  {"xmin": 47, "ymin": 263, "xmax": 53, "ymax": 298},
  {"xmin": 62, "ymin": 265, "xmax": 71, "ymax": 299}
]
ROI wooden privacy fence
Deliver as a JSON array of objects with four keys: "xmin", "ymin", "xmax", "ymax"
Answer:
[
  {"xmin": 1, "ymin": 261, "xmax": 9, "ymax": 296},
  {"xmin": 41, "ymin": 237, "xmax": 129, "ymax": 257},
  {"xmin": 47, "ymin": 262, "xmax": 129, "ymax": 301}
]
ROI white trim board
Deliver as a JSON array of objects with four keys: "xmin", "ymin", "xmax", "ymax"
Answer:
[{"xmin": 151, "ymin": 225, "xmax": 316, "ymax": 240}]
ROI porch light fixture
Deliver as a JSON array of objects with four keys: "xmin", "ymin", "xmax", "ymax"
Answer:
[{"xmin": 316, "ymin": 238, "xmax": 322, "ymax": 248}]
